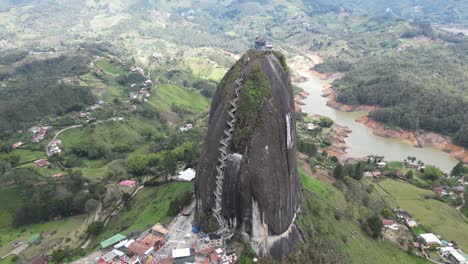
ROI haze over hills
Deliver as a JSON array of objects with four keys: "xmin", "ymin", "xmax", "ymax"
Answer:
[{"xmin": 0, "ymin": 0, "xmax": 468, "ymax": 264}]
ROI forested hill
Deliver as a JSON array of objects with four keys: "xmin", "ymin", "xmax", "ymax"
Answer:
[
  {"xmin": 325, "ymin": 44, "xmax": 468, "ymax": 147},
  {"xmin": 0, "ymin": 54, "xmax": 94, "ymax": 130},
  {"xmin": 303, "ymin": 0, "xmax": 468, "ymax": 26}
]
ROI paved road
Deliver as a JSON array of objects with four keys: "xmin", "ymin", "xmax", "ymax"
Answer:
[
  {"xmin": 154, "ymin": 200, "xmax": 198, "ymax": 260},
  {"xmin": 1, "ymin": 243, "xmax": 28, "ymax": 259}
]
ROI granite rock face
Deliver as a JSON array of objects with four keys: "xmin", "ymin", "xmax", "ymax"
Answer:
[{"xmin": 195, "ymin": 51, "xmax": 301, "ymax": 259}]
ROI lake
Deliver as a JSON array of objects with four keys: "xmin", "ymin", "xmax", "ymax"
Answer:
[{"xmin": 298, "ymin": 77, "xmax": 459, "ymax": 173}]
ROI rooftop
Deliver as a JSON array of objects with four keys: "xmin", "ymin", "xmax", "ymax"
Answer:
[
  {"xmin": 128, "ymin": 241, "xmax": 151, "ymax": 256},
  {"xmin": 172, "ymin": 248, "xmax": 191, "ymax": 258},
  {"xmin": 100, "ymin": 234, "xmax": 126, "ymax": 249},
  {"xmin": 140, "ymin": 233, "xmax": 165, "ymax": 247},
  {"xmin": 151, "ymin": 223, "xmax": 168, "ymax": 235},
  {"xmin": 419, "ymin": 233, "xmax": 441, "ymax": 244}
]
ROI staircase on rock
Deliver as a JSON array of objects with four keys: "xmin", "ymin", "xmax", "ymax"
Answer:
[{"xmin": 211, "ymin": 57, "xmax": 249, "ymax": 240}]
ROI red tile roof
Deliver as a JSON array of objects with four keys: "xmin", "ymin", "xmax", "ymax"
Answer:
[
  {"xmin": 198, "ymin": 246, "xmax": 215, "ymax": 255},
  {"xmin": 141, "ymin": 233, "xmax": 165, "ymax": 247},
  {"xmin": 34, "ymin": 159, "xmax": 50, "ymax": 167},
  {"xmin": 128, "ymin": 241, "xmax": 151, "ymax": 256},
  {"xmin": 382, "ymin": 219, "xmax": 395, "ymax": 226}
]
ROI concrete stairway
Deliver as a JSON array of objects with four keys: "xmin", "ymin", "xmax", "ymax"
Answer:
[{"xmin": 211, "ymin": 58, "xmax": 248, "ymax": 240}]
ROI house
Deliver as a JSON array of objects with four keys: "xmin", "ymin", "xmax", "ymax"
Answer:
[
  {"xmin": 372, "ymin": 170, "xmax": 383, "ymax": 178},
  {"xmin": 28, "ymin": 234, "xmax": 41, "ymax": 244},
  {"xmin": 120, "ymin": 180, "xmax": 136, "ymax": 187},
  {"xmin": 307, "ymin": 123, "xmax": 318, "ymax": 130},
  {"xmin": 52, "ymin": 173, "xmax": 64, "ymax": 178},
  {"xmin": 377, "ymin": 162, "xmax": 387, "ymax": 168},
  {"xmin": 177, "ymin": 168, "xmax": 196, "ymax": 182},
  {"xmin": 172, "ymin": 248, "xmax": 195, "ymax": 264},
  {"xmin": 382, "ymin": 219, "xmax": 399, "ymax": 230},
  {"xmin": 151, "ymin": 223, "xmax": 169, "ymax": 237},
  {"xmin": 447, "ymin": 250, "xmax": 468, "ymax": 264},
  {"xmin": 99, "ymin": 249, "xmax": 125, "ymax": 263},
  {"xmin": 205, "ymin": 233, "xmax": 223, "ymax": 248},
  {"xmin": 418, "ymin": 233, "xmax": 441, "ymax": 247},
  {"xmin": 140, "ymin": 233, "xmax": 165, "ymax": 251},
  {"xmin": 179, "ymin": 124, "xmax": 193, "ymax": 133},
  {"xmin": 255, "ymin": 37, "xmax": 268, "ymax": 50},
  {"xmin": 100, "ymin": 234, "xmax": 126, "ymax": 249},
  {"xmin": 454, "ymin": 186, "xmax": 465, "ymax": 194},
  {"xmin": 12, "ymin": 141, "xmax": 24, "ymax": 149},
  {"xmin": 34, "ymin": 159, "xmax": 51, "ymax": 167},
  {"xmin": 433, "ymin": 186, "xmax": 448, "ymax": 197},
  {"xmin": 405, "ymin": 218, "xmax": 418, "ymax": 228},
  {"xmin": 31, "ymin": 255, "xmax": 48, "ymax": 264},
  {"xmin": 210, "ymin": 253, "xmax": 219, "ymax": 264},
  {"xmin": 128, "ymin": 241, "xmax": 152, "ymax": 256},
  {"xmin": 394, "ymin": 209, "xmax": 411, "ymax": 219},
  {"xmin": 198, "ymin": 246, "xmax": 215, "ymax": 256}
]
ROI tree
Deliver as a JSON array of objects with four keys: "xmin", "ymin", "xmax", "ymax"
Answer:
[
  {"xmin": 451, "ymin": 162, "xmax": 464, "ymax": 177},
  {"xmin": 365, "ymin": 215, "xmax": 383, "ymax": 239},
  {"xmin": 333, "ymin": 163, "xmax": 345, "ymax": 180},
  {"xmin": 122, "ymin": 193, "xmax": 132, "ymax": 205},
  {"xmin": 405, "ymin": 170, "xmax": 414, "ymax": 179},
  {"xmin": 84, "ymin": 199, "xmax": 99, "ymax": 213},
  {"xmin": 87, "ymin": 221, "xmax": 104, "ymax": 237},
  {"xmin": 318, "ymin": 117, "xmax": 334, "ymax": 128},
  {"xmin": 162, "ymin": 151, "xmax": 177, "ymax": 181},
  {"xmin": 352, "ymin": 161, "xmax": 364, "ymax": 180}
]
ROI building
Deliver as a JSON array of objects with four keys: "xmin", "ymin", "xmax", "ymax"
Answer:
[
  {"xmin": 307, "ymin": 123, "xmax": 318, "ymax": 130},
  {"xmin": 454, "ymin": 186, "xmax": 465, "ymax": 194},
  {"xmin": 198, "ymin": 246, "xmax": 215, "ymax": 256},
  {"xmin": 418, "ymin": 233, "xmax": 441, "ymax": 247},
  {"xmin": 377, "ymin": 162, "xmax": 387, "ymax": 168},
  {"xmin": 447, "ymin": 250, "xmax": 468, "ymax": 264},
  {"xmin": 120, "ymin": 180, "xmax": 137, "ymax": 187},
  {"xmin": 99, "ymin": 249, "xmax": 125, "ymax": 263},
  {"xmin": 382, "ymin": 219, "xmax": 399, "ymax": 230},
  {"xmin": 151, "ymin": 223, "xmax": 169, "ymax": 238},
  {"xmin": 12, "ymin": 142, "xmax": 24, "ymax": 149},
  {"xmin": 34, "ymin": 159, "xmax": 51, "ymax": 167},
  {"xmin": 176, "ymin": 168, "xmax": 196, "ymax": 182},
  {"xmin": 255, "ymin": 37, "xmax": 272, "ymax": 51},
  {"xmin": 433, "ymin": 186, "xmax": 448, "ymax": 197},
  {"xmin": 31, "ymin": 255, "xmax": 48, "ymax": 264},
  {"xmin": 205, "ymin": 233, "xmax": 223, "ymax": 248},
  {"xmin": 140, "ymin": 233, "xmax": 165, "ymax": 251},
  {"xmin": 128, "ymin": 241, "xmax": 152, "ymax": 256},
  {"xmin": 405, "ymin": 218, "xmax": 418, "ymax": 228},
  {"xmin": 100, "ymin": 234, "xmax": 126, "ymax": 249},
  {"xmin": 172, "ymin": 248, "xmax": 195, "ymax": 264},
  {"xmin": 372, "ymin": 170, "xmax": 383, "ymax": 178},
  {"xmin": 28, "ymin": 234, "xmax": 41, "ymax": 244}
]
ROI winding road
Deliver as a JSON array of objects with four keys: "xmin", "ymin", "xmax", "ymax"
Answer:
[{"xmin": 46, "ymin": 124, "xmax": 83, "ymax": 156}]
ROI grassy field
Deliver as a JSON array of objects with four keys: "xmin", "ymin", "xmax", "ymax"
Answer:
[
  {"xmin": 89, "ymin": 181, "xmax": 192, "ymax": 249},
  {"xmin": 374, "ymin": 179, "xmax": 468, "ymax": 251},
  {"xmin": 0, "ymin": 214, "xmax": 86, "ymax": 258},
  {"xmin": 57, "ymin": 116, "xmax": 161, "ymax": 180},
  {"xmin": 96, "ymin": 59, "xmax": 126, "ymax": 76},
  {"xmin": 11, "ymin": 149, "xmax": 46, "ymax": 164},
  {"xmin": 296, "ymin": 167, "xmax": 430, "ymax": 264},
  {"xmin": 148, "ymin": 84, "xmax": 210, "ymax": 114}
]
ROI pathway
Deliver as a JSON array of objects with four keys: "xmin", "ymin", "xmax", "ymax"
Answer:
[{"xmin": 46, "ymin": 124, "xmax": 83, "ymax": 156}]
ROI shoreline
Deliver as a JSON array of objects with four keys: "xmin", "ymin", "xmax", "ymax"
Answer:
[
  {"xmin": 319, "ymin": 77, "xmax": 468, "ymax": 164},
  {"xmin": 289, "ymin": 53, "xmax": 468, "ymax": 164}
]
